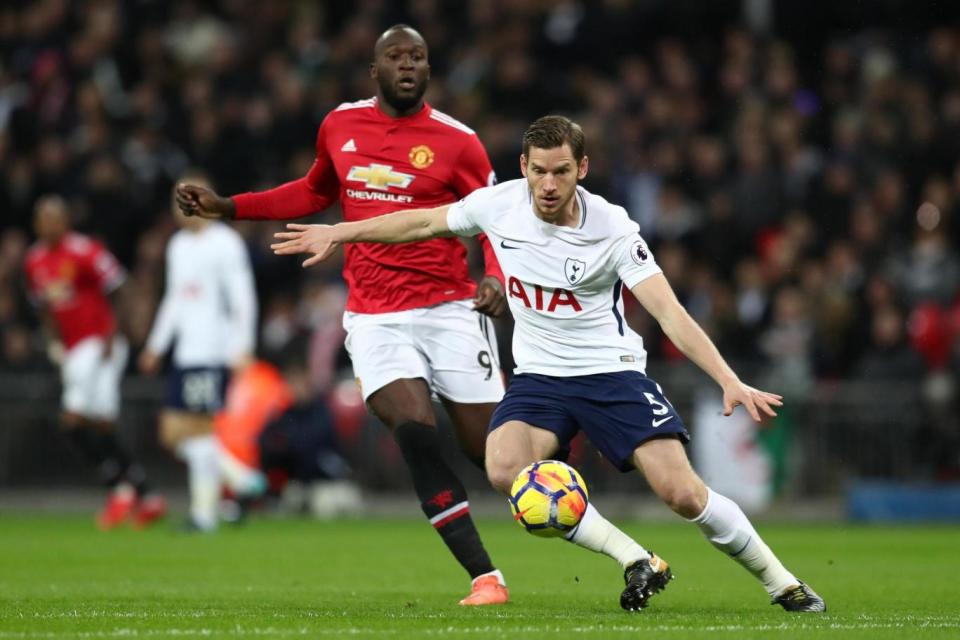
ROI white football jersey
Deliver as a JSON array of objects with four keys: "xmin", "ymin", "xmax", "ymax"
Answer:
[
  {"xmin": 447, "ymin": 179, "xmax": 661, "ymax": 376},
  {"xmin": 146, "ymin": 222, "xmax": 257, "ymax": 368}
]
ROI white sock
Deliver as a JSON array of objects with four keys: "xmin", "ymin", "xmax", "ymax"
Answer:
[
  {"xmin": 564, "ymin": 503, "xmax": 650, "ymax": 568},
  {"xmin": 473, "ymin": 569, "xmax": 506, "ymax": 586},
  {"xmin": 690, "ymin": 487, "xmax": 797, "ymax": 597},
  {"xmin": 217, "ymin": 445, "xmax": 267, "ymax": 497},
  {"xmin": 177, "ymin": 435, "xmax": 221, "ymax": 531}
]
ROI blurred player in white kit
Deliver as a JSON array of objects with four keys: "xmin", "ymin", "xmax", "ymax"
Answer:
[{"xmin": 139, "ymin": 172, "xmax": 258, "ymax": 532}]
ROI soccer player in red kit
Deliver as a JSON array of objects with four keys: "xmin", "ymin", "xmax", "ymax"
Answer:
[
  {"xmin": 176, "ymin": 25, "xmax": 508, "ymax": 605},
  {"xmin": 23, "ymin": 195, "xmax": 166, "ymax": 529}
]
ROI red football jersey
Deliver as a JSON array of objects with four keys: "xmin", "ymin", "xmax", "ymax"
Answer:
[
  {"xmin": 24, "ymin": 233, "xmax": 125, "ymax": 349},
  {"xmin": 232, "ymin": 98, "xmax": 503, "ymax": 314}
]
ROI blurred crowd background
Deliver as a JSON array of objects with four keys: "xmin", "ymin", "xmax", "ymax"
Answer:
[{"xmin": 1, "ymin": 0, "xmax": 959, "ymax": 506}]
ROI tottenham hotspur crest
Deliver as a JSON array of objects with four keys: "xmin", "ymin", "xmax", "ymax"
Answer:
[{"xmin": 564, "ymin": 257, "xmax": 587, "ymax": 285}]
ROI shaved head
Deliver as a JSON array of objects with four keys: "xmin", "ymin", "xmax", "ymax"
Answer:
[
  {"xmin": 374, "ymin": 24, "xmax": 427, "ymax": 59},
  {"xmin": 370, "ymin": 23, "xmax": 430, "ymax": 117}
]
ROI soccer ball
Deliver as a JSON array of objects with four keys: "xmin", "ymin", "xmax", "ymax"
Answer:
[{"xmin": 509, "ymin": 460, "xmax": 589, "ymax": 538}]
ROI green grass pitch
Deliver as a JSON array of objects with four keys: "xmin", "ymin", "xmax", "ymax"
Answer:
[{"xmin": 1, "ymin": 514, "xmax": 958, "ymax": 639}]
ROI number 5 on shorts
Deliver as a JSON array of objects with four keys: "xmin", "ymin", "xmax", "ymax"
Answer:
[{"xmin": 644, "ymin": 383, "xmax": 674, "ymax": 416}]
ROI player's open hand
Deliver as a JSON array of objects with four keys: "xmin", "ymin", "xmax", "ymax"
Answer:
[
  {"xmin": 175, "ymin": 183, "xmax": 234, "ymax": 219},
  {"xmin": 720, "ymin": 380, "xmax": 783, "ymax": 422},
  {"xmin": 271, "ymin": 224, "xmax": 339, "ymax": 268},
  {"xmin": 473, "ymin": 276, "xmax": 507, "ymax": 317}
]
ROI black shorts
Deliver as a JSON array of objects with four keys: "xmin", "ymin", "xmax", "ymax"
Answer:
[
  {"xmin": 165, "ymin": 366, "xmax": 230, "ymax": 414},
  {"xmin": 490, "ymin": 371, "xmax": 690, "ymax": 472}
]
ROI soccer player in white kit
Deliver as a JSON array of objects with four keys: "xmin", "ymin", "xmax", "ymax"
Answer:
[
  {"xmin": 139, "ymin": 174, "xmax": 258, "ymax": 532},
  {"xmin": 270, "ymin": 116, "xmax": 826, "ymax": 613}
]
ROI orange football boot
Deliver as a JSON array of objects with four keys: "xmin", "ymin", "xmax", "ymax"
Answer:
[{"xmin": 458, "ymin": 575, "xmax": 510, "ymax": 606}]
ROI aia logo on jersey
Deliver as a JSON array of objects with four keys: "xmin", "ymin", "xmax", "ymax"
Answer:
[
  {"xmin": 630, "ymin": 240, "xmax": 649, "ymax": 265},
  {"xmin": 409, "ymin": 145, "xmax": 435, "ymax": 169},
  {"xmin": 508, "ymin": 276, "xmax": 582, "ymax": 313},
  {"xmin": 564, "ymin": 258, "xmax": 586, "ymax": 285},
  {"xmin": 346, "ymin": 163, "xmax": 414, "ymax": 191}
]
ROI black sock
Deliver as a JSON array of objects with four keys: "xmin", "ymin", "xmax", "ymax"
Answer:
[
  {"xmin": 64, "ymin": 427, "xmax": 109, "ymax": 472},
  {"xmin": 394, "ymin": 421, "xmax": 496, "ymax": 580},
  {"xmin": 93, "ymin": 431, "xmax": 151, "ymax": 496}
]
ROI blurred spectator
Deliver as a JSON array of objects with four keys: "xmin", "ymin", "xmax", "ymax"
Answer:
[
  {"xmin": 886, "ymin": 227, "xmax": 960, "ymax": 307},
  {"xmin": 1, "ymin": 4, "xmax": 960, "ymax": 489},
  {"xmin": 0, "ymin": 323, "xmax": 43, "ymax": 372},
  {"xmin": 853, "ymin": 305, "xmax": 926, "ymax": 381},
  {"xmin": 759, "ymin": 285, "xmax": 814, "ymax": 395}
]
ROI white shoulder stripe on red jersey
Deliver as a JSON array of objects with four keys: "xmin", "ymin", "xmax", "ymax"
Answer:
[
  {"xmin": 429, "ymin": 110, "xmax": 475, "ymax": 134},
  {"xmin": 64, "ymin": 233, "xmax": 93, "ymax": 253},
  {"xmin": 335, "ymin": 98, "xmax": 377, "ymax": 111}
]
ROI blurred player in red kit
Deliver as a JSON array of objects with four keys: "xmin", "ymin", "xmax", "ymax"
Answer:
[
  {"xmin": 176, "ymin": 25, "xmax": 508, "ymax": 605},
  {"xmin": 23, "ymin": 195, "xmax": 166, "ymax": 529}
]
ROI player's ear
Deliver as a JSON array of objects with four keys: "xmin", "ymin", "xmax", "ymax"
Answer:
[
  {"xmin": 578, "ymin": 155, "xmax": 589, "ymax": 180},
  {"xmin": 369, "ymin": 62, "xmax": 377, "ymax": 79},
  {"xmin": 520, "ymin": 154, "xmax": 528, "ymax": 177}
]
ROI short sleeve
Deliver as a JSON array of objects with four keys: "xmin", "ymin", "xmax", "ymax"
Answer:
[
  {"xmin": 445, "ymin": 188, "xmax": 488, "ymax": 237},
  {"xmin": 613, "ymin": 233, "xmax": 661, "ymax": 289}
]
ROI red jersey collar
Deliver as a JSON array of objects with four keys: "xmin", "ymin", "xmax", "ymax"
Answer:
[{"xmin": 372, "ymin": 96, "xmax": 432, "ymax": 122}]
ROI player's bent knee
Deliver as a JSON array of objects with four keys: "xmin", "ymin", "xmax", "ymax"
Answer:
[
  {"xmin": 371, "ymin": 407, "xmax": 435, "ymax": 430},
  {"xmin": 60, "ymin": 412, "xmax": 85, "ymax": 430},
  {"xmin": 657, "ymin": 482, "xmax": 707, "ymax": 518},
  {"xmin": 486, "ymin": 464, "xmax": 516, "ymax": 495},
  {"xmin": 485, "ymin": 455, "xmax": 528, "ymax": 495},
  {"xmin": 159, "ymin": 412, "xmax": 212, "ymax": 450}
]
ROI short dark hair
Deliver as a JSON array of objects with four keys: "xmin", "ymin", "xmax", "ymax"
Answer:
[{"xmin": 522, "ymin": 115, "xmax": 586, "ymax": 163}]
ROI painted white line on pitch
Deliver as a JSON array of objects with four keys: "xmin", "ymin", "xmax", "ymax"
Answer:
[{"xmin": 1, "ymin": 619, "xmax": 960, "ymax": 638}]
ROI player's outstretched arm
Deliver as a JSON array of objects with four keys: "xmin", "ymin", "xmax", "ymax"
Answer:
[
  {"xmin": 630, "ymin": 274, "xmax": 783, "ymax": 422},
  {"xmin": 176, "ymin": 183, "xmax": 235, "ymax": 219},
  {"xmin": 271, "ymin": 204, "xmax": 454, "ymax": 267}
]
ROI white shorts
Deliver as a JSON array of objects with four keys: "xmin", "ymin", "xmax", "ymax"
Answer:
[
  {"xmin": 61, "ymin": 335, "xmax": 128, "ymax": 421},
  {"xmin": 343, "ymin": 300, "xmax": 504, "ymax": 404}
]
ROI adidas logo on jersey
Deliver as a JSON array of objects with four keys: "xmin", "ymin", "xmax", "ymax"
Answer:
[{"xmin": 341, "ymin": 139, "xmax": 357, "ymax": 152}]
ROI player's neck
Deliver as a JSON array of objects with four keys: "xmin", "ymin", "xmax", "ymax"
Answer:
[
  {"xmin": 185, "ymin": 221, "xmax": 211, "ymax": 233},
  {"xmin": 377, "ymin": 96, "xmax": 425, "ymax": 119},
  {"xmin": 533, "ymin": 196, "xmax": 580, "ymax": 228},
  {"xmin": 42, "ymin": 232, "xmax": 67, "ymax": 246}
]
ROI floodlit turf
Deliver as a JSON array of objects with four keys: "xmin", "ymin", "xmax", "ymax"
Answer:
[{"xmin": 0, "ymin": 514, "xmax": 958, "ymax": 639}]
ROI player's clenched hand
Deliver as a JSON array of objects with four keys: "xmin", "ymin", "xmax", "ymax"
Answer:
[
  {"xmin": 473, "ymin": 276, "xmax": 507, "ymax": 317},
  {"xmin": 175, "ymin": 183, "xmax": 235, "ymax": 219},
  {"xmin": 271, "ymin": 224, "xmax": 339, "ymax": 268},
  {"xmin": 720, "ymin": 380, "xmax": 783, "ymax": 422}
]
